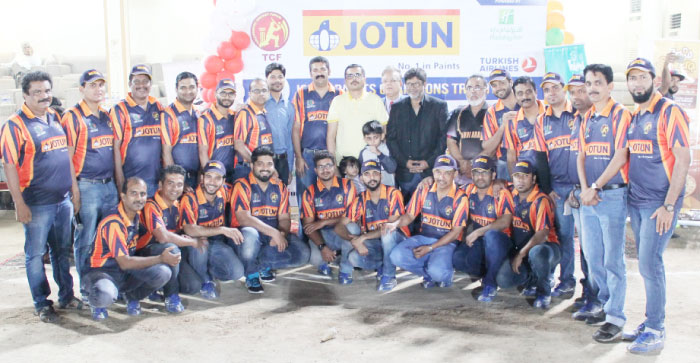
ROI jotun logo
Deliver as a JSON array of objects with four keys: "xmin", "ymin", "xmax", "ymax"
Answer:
[
  {"xmin": 303, "ymin": 9, "xmax": 460, "ymax": 56},
  {"xmin": 251, "ymin": 12, "xmax": 290, "ymax": 52}
]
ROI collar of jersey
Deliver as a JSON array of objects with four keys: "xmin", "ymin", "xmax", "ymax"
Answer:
[
  {"xmin": 515, "ymin": 100, "xmax": 545, "ymax": 122},
  {"xmin": 308, "ymin": 81, "xmax": 337, "ymax": 93},
  {"xmin": 154, "ymin": 190, "xmax": 178, "ymax": 210},
  {"xmin": 210, "ymin": 104, "xmax": 233, "ymax": 120},
  {"xmin": 513, "ymin": 184, "xmax": 541, "ymax": 203},
  {"xmin": 196, "ymin": 185, "xmax": 222, "ymax": 205},
  {"xmin": 316, "ymin": 176, "xmax": 340, "ymax": 191},
  {"xmin": 78, "ymin": 99, "xmax": 106, "ymax": 118},
  {"xmin": 429, "ymin": 181, "xmax": 457, "ymax": 199},
  {"xmin": 544, "ymin": 99, "xmax": 573, "ymax": 116},
  {"xmin": 21, "ymin": 103, "xmax": 58, "ymax": 122},
  {"xmin": 126, "ymin": 93, "xmax": 156, "ymax": 108},
  {"xmin": 246, "ymin": 102, "xmax": 265, "ymax": 115},
  {"xmin": 118, "ymin": 201, "xmax": 138, "ymax": 227},
  {"xmin": 633, "ymin": 91, "xmax": 663, "ymax": 116},
  {"xmin": 174, "ymin": 98, "xmax": 194, "ymax": 114},
  {"xmin": 589, "ymin": 97, "xmax": 616, "ymax": 118}
]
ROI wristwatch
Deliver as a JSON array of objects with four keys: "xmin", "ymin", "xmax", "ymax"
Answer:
[
  {"xmin": 317, "ymin": 243, "xmax": 327, "ymax": 251},
  {"xmin": 590, "ymin": 183, "xmax": 601, "ymax": 191},
  {"xmin": 664, "ymin": 204, "xmax": 674, "ymax": 213}
]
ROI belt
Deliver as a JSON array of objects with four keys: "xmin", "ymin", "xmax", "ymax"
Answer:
[
  {"xmin": 274, "ymin": 153, "xmax": 287, "ymax": 160},
  {"xmin": 77, "ymin": 177, "xmax": 113, "ymax": 184},
  {"xmin": 601, "ymin": 183, "xmax": 627, "ymax": 191},
  {"xmin": 303, "ymin": 148, "xmax": 326, "ymax": 154}
]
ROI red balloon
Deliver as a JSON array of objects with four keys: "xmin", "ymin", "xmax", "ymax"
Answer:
[
  {"xmin": 202, "ymin": 88, "xmax": 214, "ymax": 103},
  {"xmin": 204, "ymin": 55, "xmax": 224, "ymax": 74},
  {"xmin": 224, "ymin": 58, "xmax": 244, "ymax": 74},
  {"xmin": 231, "ymin": 31, "xmax": 251, "ymax": 50},
  {"xmin": 216, "ymin": 71, "xmax": 234, "ymax": 83},
  {"xmin": 217, "ymin": 41, "xmax": 240, "ymax": 60},
  {"xmin": 201, "ymin": 72, "xmax": 217, "ymax": 89}
]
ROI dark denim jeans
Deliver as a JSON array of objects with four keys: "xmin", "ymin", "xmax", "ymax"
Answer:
[
  {"xmin": 453, "ymin": 230, "xmax": 513, "ymax": 287},
  {"xmin": 237, "ymin": 227, "xmax": 310, "ymax": 276},
  {"xmin": 496, "ymin": 242, "xmax": 561, "ymax": 296}
]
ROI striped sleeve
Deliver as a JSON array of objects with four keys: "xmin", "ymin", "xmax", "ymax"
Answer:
[
  {"xmin": 451, "ymin": 192, "xmax": 469, "ymax": 228},
  {"xmin": 346, "ymin": 195, "xmax": 362, "ymax": 221},
  {"xmin": 278, "ymin": 183, "xmax": 290, "ymax": 216},
  {"xmin": 1, "ymin": 120, "xmax": 23, "ymax": 165},
  {"xmin": 301, "ymin": 188, "xmax": 315, "ymax": 219},
  {"xmin": 179, "ymin": 193, "xmax": 199, "ymax": 226},
  {"xmin": 388, "ymin": 188, "xmax": 405, "ymax": 216},
  {"xmin": 665, "ymin": 104, "xmax": 690, "ymax": 148},
  {"xmin": 230, "ymin": 180, "xmax": 251, "ymax": 212},
  {"xmin": 143, "ymin": 200, "xmax": 165, "ymax": 233},
  {"xmin": 497, "ymin": 189, "xmax": 515, "ymax": 216},
  {"xmin": 107, "ymin": 220, "xmax": 129, "ymax": 258},
  {"xmin": 161, "ymin": 107, "xmax": 179, "ymax": 146},
  {"xmin": 614, "ymin": 106, "xmax": 631, "ymax": 150},
  {"xmin": 503, "ymin": 118, "xmax": 517, "ymax": 150},
  {"xmin": 405, "ymin": 185, "xmax": 427, "ymax": 217}
]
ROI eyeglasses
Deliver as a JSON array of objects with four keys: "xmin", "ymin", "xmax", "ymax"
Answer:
[
  {"xmin": 405, "ymin": 81, "xmax": 423, "ymax": 88},
  {"xmin": 316, "ymin": 163, "xmax": 335, "ymax": 170},
  {"xmin": 250, "ymin": 88, "xmax": 269, "ymax": 94},
  {"xmin": 131, "ymin": 79, "xmax": 151, "ymax": 86},
  {"xmin": 217, "ymin": 91, "xmax": 236, "ymax": 97},
  {"xmin": 345, "ymin": 73, "xmax": 364, "ymax": 80},
  {"xmin": 382, "ymin": 79, "xmax": 400, "ymax": 84},
  {"xmin": 466, "ymin": 86, "xmax": 486, "ymax": 92}
]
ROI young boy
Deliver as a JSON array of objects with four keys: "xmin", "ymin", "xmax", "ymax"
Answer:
[
  {"xmin": 339, "ymin": 156, "xmax": 363, "ymax": 193},
  {"xmin": 358, "ymin": 120, "xmax": 397, "ymax": 187}
]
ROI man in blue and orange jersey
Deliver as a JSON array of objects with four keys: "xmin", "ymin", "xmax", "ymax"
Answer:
[
  {"xmin": 384, "ymin": 154, "xmax": 469, "ymax": 289},
  {"xmin": 335, "ymin": 160, "xmax": 408, "ymax": 291},
  {"xmin": 496, "ymin": 160, "xmax": 560, "ymax": 309},
  {"xmin": 232, "ymin": 78, "xmax": 273, "ymax": 181},
  {"xmin": 292, "ymin": 56, "xmax": 341, "ymax": 190},
  {"xmin": 135, "ymin": 165, "xmax": 204, "ymax": 312},
  {"xmin": 162, "ymin": 72, "xmax": 200, "ymax": 189},
  {"xmin": 111, "ymin": 64, "xmax": 163, "ymax": 197},
  {"xmin": 1, "ymin": 71, "xmax": 82, "ymax": 322},
  {"xmin": 577, "ymin": 63, "xmax": 631, "ymax": 343},
  {"xmin": 264, "ymin": 63, "xmax": 294, "ymax": 185},
  {"xmin": 231, "ymin": 146, "xmax": 309, "ymax": 294},
  {"xmin": 482, "ymin": 68, "xmax": 520, "ymax": 181},
  {"xmin": 301, "ymin": 150, "xmax": 357, "ymax": 283},
  {"xmin": 503, "ymin": 76, "xmax": 551, "ymax": 193},
  {"xmin": 537, "ymin": 72, "xmax": 578, "ymax": 299},
  {"xmin": 62, "ymin": 69, "xmax": 119, "ymax": 300},
  {"xmin": 198, "ymin": 79, "xmax": 237, "ymax": 183},
  {"xmin": 622, "ymin": 58, "xmax": 690, "ymax": 355},
  {"xmin": 452, "ymin": 155, "xmax": 514, "ymax": 302},
  {"xmin": 83, "ymin": 177, "xmax": 181, "ymax": 321},
  {"xmin": 179, "ymin": 160, "xmax": 244, "ymax": 299}
]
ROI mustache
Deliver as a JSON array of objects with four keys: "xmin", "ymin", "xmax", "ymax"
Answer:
[
  {"xmin": 39, "ymin": 98, "xmax": 51, "ymax": 103},
  {"xmin": 315, "ymin": 75, "xmax": 326, "ymax": 79}
]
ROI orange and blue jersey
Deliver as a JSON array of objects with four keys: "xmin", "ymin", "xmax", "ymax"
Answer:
[
  {"xmin": 511, "ymin": 185, "xmax": 558, "ymax": 249},
  {"xmin": 161, "ymin": 99, "xmax": 199, "ymax": 173},
  {"xmin": 61, "ymin": 100, "xmax": 114, "ymax": 180},
  {"xmin": 292, "ymin": 82, "xmax": 341, "ymax": 150},
  {"xmin": 463, "ymin": 183, "xmax": 514, "ymax": 236},
  {"xmin": 406, "ymin": 182, "xmax": 469, "ymax": 240},
  {"xmin": 230, "ymin": 172, "xmax": 289, "ymax": 228},
  {"xmin": 538, "ymin": 101, "xmax": 577, "ymax": 185},
  {"xmin": 89, "ymin": 202, "xmax": 140, "ymax": 272},
  {"xmin": 136, "ymin": 192, "xmax": 180, "ymax": 250},
  {"xmin": 579, "ymin": 97, "xmax": 631, "ymax": 186},
  {"xmin": 0, "ymin": 104, "xmax": 72, "ymax": 205},
  {"xmin": 301, "ymin": 176, "xmax": 356, "ymax": 229},
  {"xmin": 180, "ymin": 185, "xmax": 228, "ymax": 237},
  {"xmin": 628, "ymin": 92, "xmax": 690, "ymax": 207},
  {"xmin": 233, "ymin": 103, "xmax": 273, "ymax": 166},
  {"xmin": 347, "ymin": 184, "xmax": 409, "ymax": 236},
  {"xmin": 109, "ymin": 93, "xmax": 164, "ymax": 185},
  {"xmin": 483, "ymin": 99, "xmax": 520, "ymax": 161},
  {"xmin": 567, "ymin": 111, "xmax": 584, "ymax": 184},
  {"xmin": 198, "ymin": 105, "xmax": 236, "ymax": 172},
  {"xmin": 503, "ymin": 100, "xmax": 546, "ymax": 165}
]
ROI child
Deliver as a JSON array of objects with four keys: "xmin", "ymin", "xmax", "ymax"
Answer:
[
  {"xmin": 358, "ymin": 120, "xmax": 396, "ymax": 187},
  {"xmin": 339, "ymin": 156, "xmax": 363, "ymax": 194}
]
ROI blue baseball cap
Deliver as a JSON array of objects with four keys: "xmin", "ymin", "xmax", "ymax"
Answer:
[
  {"xmin": 216, "ymin": 78, "xmax": 236, "ymax": 91},
  {"xmin": 434, "ymin": 154, "xmax": 458, "ymax": 171},
  {"xmin": 564, "ymin": 74, "xmax": 585, "ymax": 90},
  {"xmin": 670, "ymin": 70, "xmax": 685, "ymax": 81},
  {"xmin": 626, "ymin": 57, "xmax": 656, "ymax": 77},
  {"xmin": 471, "ymin": 155, "xmax": 495, "ymax": 172},
  {"xmin": 129, "ymin": 64, "xmax": 152, "ymax": 78},
  {"xmin": 360, "ymin": 159, "xmax": 381, "ymax": 174},
  {"xmin": 512, "ymin": 159, "xmax": 534, "ymax": 175},
  {"xmin": 488, "ymin": 68, "xmax": 511, "ymax": 83},
  {"xmin": 202, "ymin": 160, "xmax": 226, "ymax": 176},
  {"xmin": 79, "ymin": 69, "xmax": 105, "ymax": 86},
  {"xmin": 540, "ymin": 72, "xmax": 564, "ymax": 88}
]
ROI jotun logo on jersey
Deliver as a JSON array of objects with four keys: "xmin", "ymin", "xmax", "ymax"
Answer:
[{"xmin": 303, "ymin": 9, "xmax": 459, "ymax": 56}]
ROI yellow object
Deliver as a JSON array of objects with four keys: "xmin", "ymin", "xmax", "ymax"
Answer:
[
  {"xmin": 563, "ymin": 31, "xmax": 575, "ymax": 44},
  {"xmin": 547, "ymin": 10, "xmax": 565, "ymax": 30},
  {"xmin": 547, "ymin": 0, "xmax": 563, "ymax": 13}
]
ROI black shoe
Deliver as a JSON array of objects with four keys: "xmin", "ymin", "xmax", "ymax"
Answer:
[
  {"xmin": 259, "ymin": 267, "xmax": 276, "ymax": 282},
  {"xmin": 585, "ymin": 310, "xmax": 606, "ymax": 325},
  {"xmin": 58, "ymin": 296, "xmax": 84, "ymax": 310},
  {"xmin": 36, "ymin": 305, "xmax": 59, "ymax": 323},
  {"xmin": 246, "ymin": 276, "xmax": 264, "ymax": 294},
  {"xmin": 593, "ymin": 322, "xmax": 622, "ymax": 343}
]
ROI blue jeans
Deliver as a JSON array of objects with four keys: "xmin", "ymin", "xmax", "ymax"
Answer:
[
  {"xmin": 188, "ymin": 238, "xmax": 244, "ymax": 282},
  {"xmin": 297, "ymin": 149, "xmax": 318, "ymax": 191},
  {"xmin": 496, "ymin": 242, "xmax": 561, "ymax": 296},
  {"xmin": 580, "ymin": 187, "xmax": 628, "ymax": 327},
  {"xmin": 389, "ymin": 234, "xmax": 457, "ymax": 283},
  {"xmin": 398, "ymin": 173, "xmax": 422, "ymax": 201},
  {"xmin": 345, "ymin": 223, "xmax": 400, "ymax": 277},
  {"xmin": 135, "ymin": 243, "xmax": 181, "ymax": 296},
  {"xmin": 497, "ymin": 159, "xmax": 511, "ymax": 182},
  {"xmin": 308, "ymin": 228, "xmax": 353, "ymax": 274},
  {"xmin": 83, "ymin": 265, "xmax": 171, "ymax": 307},
  {"xmin": 237, "ymin": 227, "xmax": 310, "ymax": 275},
  {"xmin": 628, "ymin": 202, "xmax": 679, "ymax": 331},
  {"xmin": 572, "ymin": 189, "xmax": 597, "ymax": 303},
  {"xmin": 453, "ymin": 230, "xmax": 513, "ymax": 287},
  {"xmin": 552, "ymin": 183, "xmax": 576, "ymax": 286},
  {"xmin": 24, "ymin": 196, "xmax": 75, "ymax": 310},
  {"xmin": 177, "ymin": 247, "xmax": 203, "ymax": 294}
]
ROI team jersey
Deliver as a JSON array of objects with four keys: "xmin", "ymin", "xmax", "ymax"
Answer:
[
  {"xmin": 579, "ymin": 98, "xmax": 631, "ymax": 186},
  {"xmin": 180, "ymin": 185, "xmax": 229, "ymax": 239},
  {"xmin": 301, "ymin": 176, "xmax": 356, "ymax": 229},
  {"xmin": 567, "ymin": 111, "xmax": 584, "ymax": 184},
  {"xmin": 136, "ymin": 191, "xmax": 180, "ymax": 250},
  {"xmin": 89, "ymin": 202, "xmax": 140, "ymax": 272},
  {"xmin": 463, "ymin": 183, "xmax": 514, "ymax": 236},
  {"xmin": 230, "ymin": 172, "xmax": 289, "ymax": 229},
  {"xmin": 511, "ymin": 185, "xmax": 558, "ymax": 249},
  {"xmin": 483, "ymin": 99, "xmax": 520, "ymax": 161},
  {"xmin": 292, "ymin": 82, "xmax": 341, "ymax": 150},
  {"xmin": 0, "ymin": 104, "xmax": 72, "ymax": 205},
  {"xmin": 538, "ymin": 101, "xmax": 577, "ymax": 185},
  {"xmin": 61, "ymin": 100, "xmax": 114, "ymax": 180},
  {"xmin": 234, "ymin": 103, "xmax": 273, "ymax": 166},
  {"xmin": 628, "ymin": 92, "xmax": 690, "ymax": 207},
  {"xmin": 503, "ymin": 100, "xmax": 546, "ymax": 165},
  {"xmin": 406, "ymin": 182, "xmax": 469, "ymax": 240},
  {"xmin": 161, "ymin": 99, "xmax": 199, "ymax": 173},
  {"xmin": 198, "ymin": 105, "xmax": 236, "ymax": 173},
  {"xmin": 110, "ymin": 93, "xmax": 164, "ymax": 185},
  {"xmin": 347, "ymin": 184, "xmax": 409, "ymax": 236}
]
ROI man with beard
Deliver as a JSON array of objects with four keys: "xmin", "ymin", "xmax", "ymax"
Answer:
[
  {"xmin": 198, "ymin": 79, "xmax": 237, "ymax": 183},
  {"xmin": 658, "ymin": 52, "xmax": 685, "ymax": 100},
  {"xmin": 452, "ymin": 156, "xmax": 514, "ymax": 302},
  {"xmin": 265, "ymin": 63, "xmax": 294, "ymax": 184},
  {"xmin": 162, "ymin": 72, "xmax": 200, "ymax": 189},
  {"xmin": 384, "ymin": 155, "xmax": 469, "ymax": 289},
  {"xmin": 231, "ymin": 146, "xmax": 310, "ymax": 293},
  {"xmin": 482, "ymin": 69, "xmax": 520, "ymax": 181},
  {"xmin": 233, "ymin": 78, "xmax": 274, "ymax": 181},
  {"xmin": 577, "ymin": 63, "xmax": 631, "ymax": 343},
  {"xmin": 335, "ymin": 160, "xmax": 408, "ymax": 290},
  {"xmin": 623, "ymin": 58, "xmax": 690, "ymax": 355},
  {"xmin": 301, "ymin": 150, "xmax": 357, "ymax": 283},
  {"xmin": 111, "ymin": 64, "xmax": 164, "ymax": 197},
  {"xmin": 446, "ymin": 75, "xmax": 488, "ymax": 185},
  {"xmin": 180, "ymin": 160, "xmax": 244, "ymax": 299},
  {"xmin": 292, "ymin": 56, "xmax": 341, "ymax": 191},
  {"xmin": 83, "ymin": 177, "xmax": 181, "ymax": 321},
  {"xmin": 380, "ymin": 66, "xmax": 405, "ymax": 114}
]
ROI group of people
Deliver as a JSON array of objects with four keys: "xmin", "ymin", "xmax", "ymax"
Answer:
[{"xmin": 0, "ymin": 54, "xmax": 690, "ymax": 356}]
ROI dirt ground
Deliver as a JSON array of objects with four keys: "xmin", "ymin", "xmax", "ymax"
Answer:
[{"xmin": 1, "ymin": 212, "xmax": 699, "ymax": 363}]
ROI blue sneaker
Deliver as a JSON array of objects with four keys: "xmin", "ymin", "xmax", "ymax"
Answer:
[
  {"xmin": 421, "ymin": 277, "xmax": 436, "ymax": 289},
  {"xmin": 533, "ymin": 295, "xmax": 552, "ymax": 309},
  {"xmin": 478, "ymin": 285, "xmax": 498, "ymax": 302},
  {"xmin": 338, "ymin": 272, "xmax": 353, "ymax": 285},
  {"xmin": 375, "ymin": 266, "xmax": 383, "ymax": 281},
  {"xmin": 377, "ymin": 276, "xmax": 397, "ymax": 291},
  {"xmin": 259, "ymin": 267, "xmax": 276, "ymax": 282},
  {"xmin": 318, "ymin": 263, "xmax": 332, "ymax": 277},
  {"xmin": 126, "ymin": 300, "xmax": 141, "ymax": 316},
  {"xmin": 165, "ymin": 294, "xmax": 185, "ymax": 314},
  {"xmin": 521, "ymin": 286, "xmax": 537, "ymax": 296},
  {"xmin": 622, "ymin": 323, "xmax": 646, "ymax": 342},
  {"xmin": 551, "ymin": 281, "xmax": 575, "ymax": 298},
  {"xmin": 246, "ymin": 274, "xmax": 264, "ymax": 294},
  {"xmin": 91, "ymin": 307, "xmax": 108, "ymax": 321},
  {"xmin": 148, "ymin": 291, "xmax": 164, "ymax": 302},
  {"xmin": 572, "ymin": 301, "xmax": 603, "ymax": 321},
  {"xmin": 573, "ymin": 296, "xmax": 588, "ymax": 310},
  {"xmin": 438, "ymin": 280, "xmax": 453, "ymax": 288},
  {"xmin": 627, "ymin": 331, "xmax": 665, "ymax": 355},
  {"xmin": 200, "ymin": 281, "xmax": 218, "ymax": 300}
]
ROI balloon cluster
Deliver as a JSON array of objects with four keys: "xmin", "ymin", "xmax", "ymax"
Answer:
[
  {"xmin": 545, "ymin": 1, "xmax": 575, "ymax": 46},
  {"xmin": 200, "ymin": 31, "xmax": 251, "ymax": 104}
]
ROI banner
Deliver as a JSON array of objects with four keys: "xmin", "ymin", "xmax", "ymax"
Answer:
[{"xmin": 544, "ymin": 44, "xmax": 587, "ymax": 82}]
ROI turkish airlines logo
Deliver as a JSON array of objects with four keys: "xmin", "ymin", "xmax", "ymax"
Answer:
[{"xmin": 521, "ymin": 57, "xmax": 537, "ymax": 73}]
